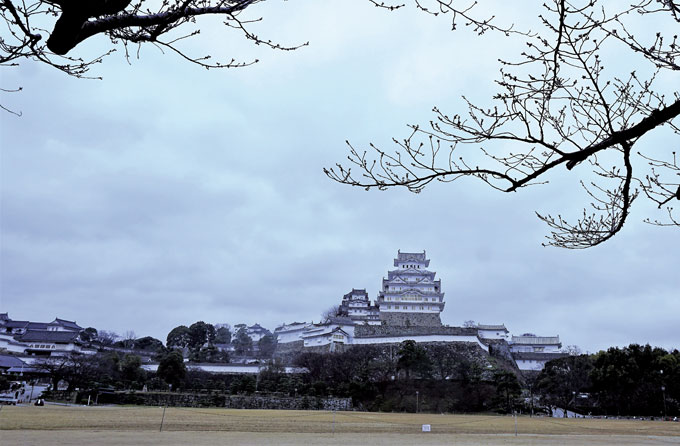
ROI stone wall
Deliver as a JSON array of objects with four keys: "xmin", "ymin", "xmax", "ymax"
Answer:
[
  {"xmin": 379, "ymin": 312, "xmax": 442, "ymax": 327},
  {"xmin": 273, "ymin": 340, "xmax": 304, "ymax": 363},
  {"xmin": 355, "ymin": 325, "xmax": 478, "ymax": 338},
  {"xmin": 486, "ymin": 339, "xmax": 515, "ymax": 363},
  {"xmin": 275, "ymin": 340, "xmax": 304, "ymax": 354},
  {"xmin": 94, "ymin": 391, "xmax": 351, "ymax": 410}
]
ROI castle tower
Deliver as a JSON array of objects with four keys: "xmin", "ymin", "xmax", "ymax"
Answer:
[
  {"xmin": 376, "ymin": 250, "xmax": 445, "ymax": 327},
  {"xmin": 338, "ymin": 289, "xmax": 380, "ymax": 325}
]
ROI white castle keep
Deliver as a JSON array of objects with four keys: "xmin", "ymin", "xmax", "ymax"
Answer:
[{"xmin": 376, "ymin": 250, "xmax": 445, "ymax": 327}]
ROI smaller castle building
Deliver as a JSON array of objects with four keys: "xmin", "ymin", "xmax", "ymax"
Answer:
[
  {"xmin": 509, "ymin": 333, "xmax": 566, "ymax": 371},
  {"xmin": 338, "ymin": 289, "xmax": 379, "ymax": 325}
]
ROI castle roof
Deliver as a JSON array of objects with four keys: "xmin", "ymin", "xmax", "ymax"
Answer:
[
  {"xmin": 477, "ymin": 324, "xmax": 508, "ymax": 331},
  {"xmin": 51, "ymin": 318, "xmax": 82, "ymax": 331},
  {"xmin": 3, "ymin": 320, "xmax": 29, "ymax": 329},
  {"xmin": 325, "ymin": 316, "xmax": 356, "ymax": 326},
  {"xmin": 248, "ymin": 323, "xmax": 268, "ymax": 332},
  {"xmin": 0, "ymin": 354, "xmax": 26, "ymax": 369},
  {"xmin": 394, "ymin": 250, "xmax": 430, "ymax": 267},
  {"xmin": 343, "ymin": 289, "xmax": 368, "ymax": 299},
  {"xmin": 18, "ymin": 330, "xmax": 80, "ymax": 343},
  {"xmin": 27, "ymin": 322, "xmax": 50, "ymax": 330}
]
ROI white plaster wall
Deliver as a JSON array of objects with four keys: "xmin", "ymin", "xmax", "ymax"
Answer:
[
  {"xmin": 515, "ymin": 359, "xmax": 547, "ymax": 371},
  {"xmin": 276, "ymin": 329, "xmax": 306, "ymax": 344},
  {"xmin": 0, "ymin": 335, "xmax": 27, "ymax": 353},
  {"xmin": 478, "ymin": 329, "xmax": 508, "ymax": 339}
]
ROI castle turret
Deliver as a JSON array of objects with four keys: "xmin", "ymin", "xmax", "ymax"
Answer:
[
  {"xmin": 338, "ymin": 289, "xmax": 380, "ymax": 325},
  {"xmin": 376, "ymin": 250, "xmax": 445, "ymax": 327}
]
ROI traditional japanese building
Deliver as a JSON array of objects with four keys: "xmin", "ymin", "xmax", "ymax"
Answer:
[
  {"xmin": 0, "ymin": 314, "xmax": 94, "ymax": 359},
  {"xmin": 509, "ymin": 334, "xmax": 562, "ymax": 353},
  {"xmin": 376, "ymin": 250, "xmax": 445, "ymax": 327},
  {"xmin": 509, "ymin": 333, "xmax": 566, "ymax": 371},
  {"xmin": 338, "ymin": 289, "xmax": 380, "ymax": 325},
  {"xmin": 477, "ymin": 324, "xmax": 510, "ymax": 340}
]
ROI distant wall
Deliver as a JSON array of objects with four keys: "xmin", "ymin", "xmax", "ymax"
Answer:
[
  {"xmin": 353, "ymin": 336, "xmax": 487, "ymax": 351},
  {"xmin": 355, "ymin": 325, "xmax": 477, "ymax": 337},
  {"xmin": 141, "ymin": 363, "xmax": 305, "ymax": 374},
  {"xmin": 96, "ymin": 391, "xmax": 351, "ymax": 410},
  {"xmin": 353, "ymin": 325, "xmax": 486, "ymax": 351}
]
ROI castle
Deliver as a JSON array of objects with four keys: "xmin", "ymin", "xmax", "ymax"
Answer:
[
  {"xmin": 275, "ymin": 250, "xmax": 566, "ymax": 371},
  {"xmin": 0, "ymin": 251, "xmax": 566, "ymax": 374},
  {"xmin": 336, "ymin": 250, "xmax": 446, "ymax": 327}
]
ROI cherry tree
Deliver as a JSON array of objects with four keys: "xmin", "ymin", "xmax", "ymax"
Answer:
[{"xmin": 326, "ymin": 0, "xmax": 680, "ymax": 248}]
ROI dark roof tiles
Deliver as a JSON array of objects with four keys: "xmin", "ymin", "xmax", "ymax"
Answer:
[{"xmin": 18, "ymin": 330, "xmax": 80, "ymax": 343}]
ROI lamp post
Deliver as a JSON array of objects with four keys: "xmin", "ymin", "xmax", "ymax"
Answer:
[
  {"xmin": 416, "ymin": 391, "xmax": 419, "ymax": 414},
  {"xmin": 661, "ymin": 370, "xmax": 667, "ymax": 420},
  {"xmin": 661, "ymin": 386, "xmax": 667, "ymax": 420}
]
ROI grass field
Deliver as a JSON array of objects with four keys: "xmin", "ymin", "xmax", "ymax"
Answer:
[{"xmin": 1, "ymin": 405, "xmax": 679, "ymax": 445}]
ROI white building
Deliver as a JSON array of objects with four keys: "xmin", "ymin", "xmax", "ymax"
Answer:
[
  {"xmin": 0, "ymin": 314, "xmax": 95, "ymax": 359},
  {"xmin": 477, "ymin": 324, "xmax": 510, "ymax": 340},
  {"xmin": 274, "ymin": 322, "xmax": 311, "ymax": 344},
  {"xmin": 338, "ymin": 289, "xmax": 380, "ymax": 325},
  {"xmin": 246, "ymin": 324, "xmax": 271, "ymax": 343},
  {"xmin": 376, "ymin": 251, "xmax": 445, "ymax": 326},
  {"xmin": 509, "ymin": 334, "xmax": 565, "ymax": 371},
  {"xmin": 509, "ymin": 334, "xmax": 562, "ymax": 353},
  {"xmin": 301, "ymin": 317, "xmax": 356, "ymax": 350},
  {"xmin": 1, "ymin": 314, "xmax": 84, "ymax": 335},
  {"xmin": 512, "ymin": 352, "xmax": 568, "ymax": 371}
]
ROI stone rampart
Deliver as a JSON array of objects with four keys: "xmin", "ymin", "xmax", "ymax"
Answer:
[
  {"xmin": 379, "ymin": 312, "xmax": 441, "ymax": 327},
  {"xmin": 355, "ymin": 325, "xmax": 478, "ymax": 338},
  {"xmin": 275, "ymin": 340, "xmax": 304, "ymax": 354},
  {"xmin": 94, "ymin": 391, "xmax": 351, "ymax": 410}
]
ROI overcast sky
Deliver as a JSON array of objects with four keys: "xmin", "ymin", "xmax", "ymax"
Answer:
[{"xmin": 1, "ymin": 1, "xmax": 678, "ymax": 353}]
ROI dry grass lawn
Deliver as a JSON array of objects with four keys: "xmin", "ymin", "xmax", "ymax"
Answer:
[{"xmin": 1, "ymin": 405, "xmax": 678, "ymax": 445}]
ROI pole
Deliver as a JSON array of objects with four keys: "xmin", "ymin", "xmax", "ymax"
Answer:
[
  {"xmin": 661, "ymin": 370, "xmax": 667, "ymax": 420},
  {"xmin": 661, "ymin": 386, "xmax": 667, "ymax": 420},
  {"xmin": 159, "ymin": 404, "xmax": 167, "ymax": 432},
  {"xmin": 416, "ymin": 391, "xmax": 419, "ymax": 414},
  {"xmin": 514, "ymin": 413, "xmax": 518, "ymax": 436},
  {"xmin": 332, "ymin": 410, "xmax": 336, "ymax": 436}
]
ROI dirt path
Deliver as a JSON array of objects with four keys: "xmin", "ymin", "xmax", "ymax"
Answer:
[{"xmin": 3, "ymin": 431, "xmax": 679, "ymax": 446}]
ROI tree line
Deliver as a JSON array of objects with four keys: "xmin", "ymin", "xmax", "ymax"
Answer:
[
  {"xmin": 535, "ymin": 344, "xmax": 679, "ymax": 417},
  {"xmin": 76, "ymin": 320, "xmax": 277, "ymax": 364},
  {"xmin": 33, "ymin": 338, "xmax": 679, "ymax": 417}
]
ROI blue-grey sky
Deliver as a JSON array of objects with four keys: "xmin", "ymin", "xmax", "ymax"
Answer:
[{"xmin": 1, "ymin": 1, "xmax": 678, "ymax": 353}]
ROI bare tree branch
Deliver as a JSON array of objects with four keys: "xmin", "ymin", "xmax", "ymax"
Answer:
[{"xmin": 327, "ymin": 0, "xmax": 680, "ymax": 248}]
